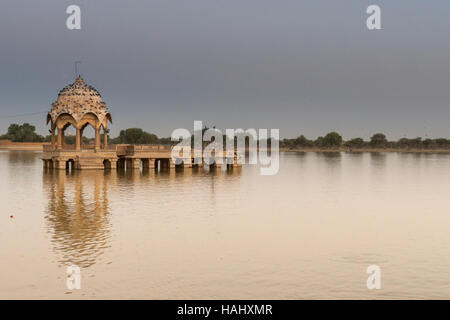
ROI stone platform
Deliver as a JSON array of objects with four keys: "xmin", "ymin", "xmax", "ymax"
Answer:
[{"xmin": 42, "ymin": 144, "xmax": 242, "ymax": 170}]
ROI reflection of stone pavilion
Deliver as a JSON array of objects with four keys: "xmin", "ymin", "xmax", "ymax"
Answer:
[
  {"xmin": 42, "ymin": 76, "xmax": 241, "ymax": 170},
  {"xmin": 43, "ymin": 170, "xmax": 112, "ymax": 268}
]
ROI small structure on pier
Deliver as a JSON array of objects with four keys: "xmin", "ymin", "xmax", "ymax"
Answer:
[
  {"xmin": 43, "ymin": 76, "xmax": 117, "ymax": 169},
  {"xmin": 47, "ymin": 76, "xmax": 112, "ymax": 152},
  {"xmin": 42, "ymin": 77, "xmax": 241, "ymax": 171}
]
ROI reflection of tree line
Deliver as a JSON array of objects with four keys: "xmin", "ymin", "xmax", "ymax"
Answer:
[
  {"xmin": 43, "ymin": 170, "xmax": 112, "ymax": 268},
  {"xmin": 7, "ymin": 150, "xmax": 39, "ymax": 164}
]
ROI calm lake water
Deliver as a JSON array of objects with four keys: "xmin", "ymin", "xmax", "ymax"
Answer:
[{"xmin": 1, "ymin": 150, "xmax": 450, "ymax": 299}]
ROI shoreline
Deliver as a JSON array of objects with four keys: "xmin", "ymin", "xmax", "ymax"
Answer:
[
  {"xmin": 2, "ymin": 145, "xmax": 450, "ymax": 154},
  {"xmin": 0, "ymin": 146, "xmax": 46, "ymax": 151}
]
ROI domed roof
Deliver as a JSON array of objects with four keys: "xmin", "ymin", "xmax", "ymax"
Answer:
[{"xmin": 48, "ymin": 76, "xmax": 111, "ymax": 124}]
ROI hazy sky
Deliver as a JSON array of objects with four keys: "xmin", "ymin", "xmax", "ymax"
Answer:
[{"xmin": 1, "ymin": 0, "xmax": 449, "ymax": 139}]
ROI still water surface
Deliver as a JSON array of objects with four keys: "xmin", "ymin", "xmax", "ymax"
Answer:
[{"xmin": 1, "ymin": 151, "xmax": 450, "ymax": 299}]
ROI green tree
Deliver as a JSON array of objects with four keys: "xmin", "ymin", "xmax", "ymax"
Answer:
[
  {"xmin": 113, "ymin": 128, "xmax": 159, "ymax": 144},
  {"xmin": 322, "ymin": 132, "xmax": 343, "ymax": 147},
  {"xmin": 422, "ymin": 139, "xmax": 436, "ymax": 149},
  {"xmin": 314, "ymin": 136, "xmax": 325, "ymax": 147},
  {"xmin": 295, "ymin": 135, "xmax": 313, "ymax": 147},
  {"xmin": 396, "ymin": 137, "xmax": 423, "ymax": 149},
  {"xmin": 434, "ymin": 138, "xmax": 450, "ymax": 149},
  {"xmin": 345, "ymin": 138, "xmax": 365, "ymax": 149},
  {"xmin": 1, "ymin": 123, "xmax": 44, "ymax": 142},
  {"xmin": 370, "ymin": 133, "xmax": 388, "ymax": 148}
]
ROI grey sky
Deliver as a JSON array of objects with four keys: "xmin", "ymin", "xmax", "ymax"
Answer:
[{"xmin": 1, "ymin": 0, "xmax": 449, "ymax": 139}]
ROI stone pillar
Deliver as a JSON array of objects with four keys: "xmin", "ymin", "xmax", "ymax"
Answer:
[
  {"xmin": 61, "ymin": 129, "xmax": 65, "ymax": 148},
  {"xmin": 57, "ymin": 128, "xmax": 63, "ymax": 150},
  {"xmin": 51, "ymin": 129, "xmax": 56, "ymax": 149},
  {"xmin": 95, "ymin": 127, "xmax": 101, "ymax": 151},
  {"xmin": 76, "ymin": 128, "xmax": 81, "ymax": 151},
  {"xmin": 169, "ymin": 159, "xmax": 176, "ymax": 168},
  {"xmin": 103, "ymin": 129, "xmax": 108, "ymax": 149}
]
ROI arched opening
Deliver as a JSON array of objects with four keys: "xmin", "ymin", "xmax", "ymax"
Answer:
[
  {"xmin": 103, "ymin": 159, "xmax": 111, "ymax": 170},
  {"xmin": 44, "ymin": 159, "xmax": 54, "ymax": 169},
  {"xmin": 79, "ymin": 113, "xmax": 101, "ymax": 150},
  {"xmin": 159, "ymin": 159, "xmax": 170, "ymax": 171},
  {"xmin": 80, "ymin": 123, "xmax": 96, "ymax": 150},
  {"xmin": 62, "ymin": 123, "xmax": 76, "ymax": 149},
  {"xmin": 54, "ymin": 113, "xmax": 77, "ymax": 150},
  {"xmin": 66, "ymin": 159, "xmax": 75, "ymax": 172},
  {"xmin": 117, "ymin": 158, "xmax": 126, "ymax": 170},
  {"xmin": 141, "ymin": 159, "xmax": 149, "ymax": 171}
]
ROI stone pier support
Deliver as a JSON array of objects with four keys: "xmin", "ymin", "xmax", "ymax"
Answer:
[
  {"xmin": 55, "ymin": 160, "xmax": 67, "ymax": 170},
  {"xmin": 191, "ymin": 158, "xmax": 202, "ymax": 168},
  {"xmin": 110, "ymin": 159, "xmax": 117, "ymax": 169},
  {"xmin": 183, "ymin": 158, "xmax": 192, "ymax": 168},
  {"xmin": 147, "ymin": 158, "xmax": 156, "ymax": 169},
  {"xmin": 126, "ymin": 158, "xmax": 141, "ymax": 170},
  {"xmin": 141, "ymin": 159, "xmax": 149, "ymax": 170}
]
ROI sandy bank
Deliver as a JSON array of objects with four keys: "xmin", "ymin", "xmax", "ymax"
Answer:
[{"xmin": 0, "ymin": 140, "xmax": 48, "ymax": 151}]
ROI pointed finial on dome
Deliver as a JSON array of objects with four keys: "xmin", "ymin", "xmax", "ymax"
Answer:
[
  {"xmin": 75, "ymin": 75, "xmax": 84, "ymax": 83},
  {"xmin": 74, "ymin": 61, "xmax": 82, "ymax": 79}
]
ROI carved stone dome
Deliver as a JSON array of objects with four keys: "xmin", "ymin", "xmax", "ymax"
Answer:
[{"xmin": 47, "ymin": 76, "xmax": 111, "ymax": 125}]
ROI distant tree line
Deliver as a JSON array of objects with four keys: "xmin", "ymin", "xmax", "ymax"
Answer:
[
  {"xmin": 2, "ymin": 123, "xmax": 450, "ymax": 150},
  {"xmin": 280, "ymin": 132, "xmax": 450, "ymax": 150},
  {"xmin": 0, "ymin": 123, "xmax": 174, "ymax": 145}
]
